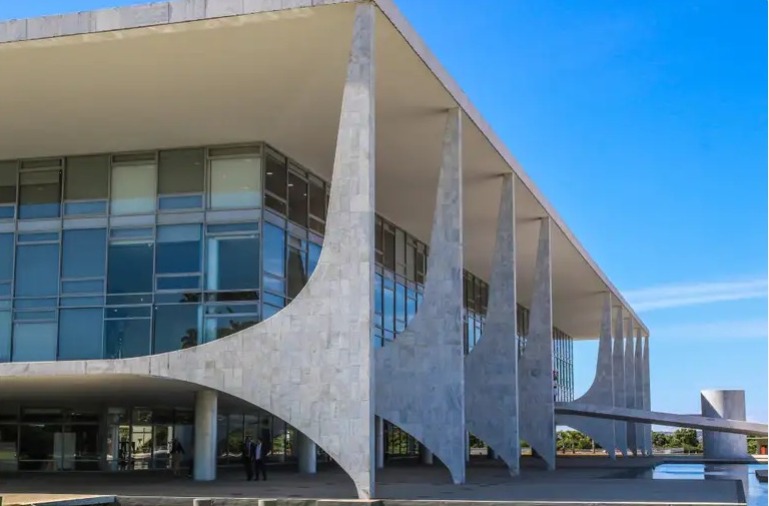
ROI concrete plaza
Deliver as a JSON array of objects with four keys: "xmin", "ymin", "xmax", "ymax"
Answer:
[{"xmin": 0, "ymin": 459, "xmax": 746, "ymax": 504}]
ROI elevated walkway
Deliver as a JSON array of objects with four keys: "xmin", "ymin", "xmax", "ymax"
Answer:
[{"xmin": 556, "ymin": 403, "xmax": 768, "ymax": 436}]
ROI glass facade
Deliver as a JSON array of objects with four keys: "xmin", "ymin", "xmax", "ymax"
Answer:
[{"xmin": 0, "ymin": 141, "xmax": 573, "ymax": 393}]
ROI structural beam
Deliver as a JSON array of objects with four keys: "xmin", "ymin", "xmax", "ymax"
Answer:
[
  {"xmin": 634, "ymin": 327, "xmax": 645, "ymax": 455},
  {"xmin": 625, "ymin": 318, "xmax": 637, "ymax": 455},
  {"xmin": 465, "ymin": 174, "xmax": 520, "ymax": 476},
  {"xmin": 519, "ymin": 217, "xmax": 556, "ymax": 470},
  {"xmin": 643, "ymin": 335, "xmax": 652, "ymax": 455}
]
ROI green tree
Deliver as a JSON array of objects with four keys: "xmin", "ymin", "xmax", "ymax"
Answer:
[
  {"xmin": 748, "ymin": 439, "xmax": 759, "ymax": 455},
  {"xmin": 672, "ymin": 428, "xmax": 701, "ymax": 454},
  {"xmin": 652, "ymin": 431, "xmax": 671, "ymax": 448}
]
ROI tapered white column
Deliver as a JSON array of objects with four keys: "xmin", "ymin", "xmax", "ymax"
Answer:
[
  {"xmin": 612, "ymin": 306, "xmax": 627, "ymax": 457},
  {"xmin": 634, "ymin": 327, "xmax": 645, "ymax": 455},
  {"xmin": 643, "ymin": 335, "xmax": 652, "ymax": 455},
  {"xmin": 465, "ymin": 174, "xmax": 520, "ymax": 476},
  {"xmin": 624, "ymin": 319, "xmax": 637, "ymax": 456},
  {"xmin": 375, "ymin": 108, "xmax": 465, "ymax": 484},
  {"xmin": 555, "ymin": 292, "xmax": 616, "ymax": 459},
  {"xmin": 519, "ymin": 217, "xmax": 555, "ymax": 470},
  {"xmin": 194, "ymin": 389, "xmax": 217, "ymax": 481},
  {"xmin": 419, "ymin": 444, "xmax": 434, "ymax": 465}
]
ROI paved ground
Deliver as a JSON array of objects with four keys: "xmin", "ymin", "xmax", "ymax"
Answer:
[{"xmin": 0, "ymin": 458, "xmax": 744, "ymax": 504}]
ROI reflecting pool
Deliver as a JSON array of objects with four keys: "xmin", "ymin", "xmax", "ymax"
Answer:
[{"xmin": 653, "ymin": 463, "xmax": 767, "ymax": 506}]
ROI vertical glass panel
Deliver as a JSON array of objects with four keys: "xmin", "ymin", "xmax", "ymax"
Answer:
[
  {"xmin": 375, "ymin": 219, "xmax": 383, "ymax": 264},
  {"xmin": 104, "ymin": 318, "xmax": 151, "ymax": 358},
  {"xmin": 264, "ymin": 154, "xmax": 287, "ymax": 214},
  {"xmin": 308, "ymin": 178, "xmax": 325, "ymax": 219},
  {"xmin": 395, "ymin": 230, "xmax": 405, "ymax": 275},
  {"xmin": 58, "ymin": 308, "xmax": 102, "ymax": 360},
  {"xmin": 65, "ymin": 155, "xmax": 109, "ymax": 200},
  {"xmin": 158, "ymin": 149, "xmax": 204, "ymax": 195},
  {"xmin": 287, "ymin": 246, "xmax": 307, "ymax": 299},
  {"xmin": 307, "ymin": 242, "xmax": 321, "ymax": 277},
  {"xmin": 209, "ymin": 157, "xmax": 261, "ymax": 209},
  {"xmin": 19, "ymin": 170, "xmax": 61, "ymax": 219},
  {"xmin": 107, "ymin": 242, "xmax": 154, "ymax": 294},
  {"xmin": 287, "ymin": 172, "xmax": 308, "ymax": 227},
  {"xmin": 0, "ymin": 161, "xmax": 16, "ymax": 218},
  {"xmin": 205, "ymin": 236, "xmax": 259, "ymax": 291},
  {"xmin": 406, "ymin": 242, "xmax": 416, "ymax": 280},
  {"xmin": 0, "ymin": 310, "xmax": 10, "ymax": 362},
  {"xmin": 15, "ymin": 243, "xmax": 59, "ymax": 297},
  {"xmin": 383, "ymin": 278, "xmax": 394, "ymax": 332},
  {"xmin": 262, "ymin": 223, "xmax": 285, "ymax": 278},
  {"xmin": 0, "ymin": 233, "xmax": 12, "ymax": 281},
  {"xmin": 156, "ymin": 225, "xmax": 201, "ymax": 274},
  {"xmin": 111, "ymin": 163, "xmax": 157, "ymax": 215},
  {"xmin": 12, "ymin": 321, "xmax": 57, "ymax": 362},
  {"xmin": 383, "ymin": 226, "xmax": 395, "ymax": 271},
  {"xmin": 154, "ymin": 304, "xmax": 200, "ymax": 353},
  {"xmin": 62, "ymin": 229, "xmax": 107, "ymax": 279},
  {"xmin": 395, "ymin": 281, "xmax": 405, "ymax": 332}
]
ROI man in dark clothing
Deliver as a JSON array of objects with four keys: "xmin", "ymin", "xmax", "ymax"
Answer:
[
  {"xmin": 241, "ymin": 437, "xmax": 254, "ymax": 481},
  {"xmin": 252, "ymin": 437, "xmax": 267, "ymax": 481}
]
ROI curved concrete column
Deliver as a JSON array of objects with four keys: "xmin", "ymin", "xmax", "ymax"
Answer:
[
  {"xmin": 634, "ymin": 327, "xmax": 645, "ymax": 455},
  {"xmin": 556, "ymin": 292, "xmax": 616, "ymax": 459},
  {"xmin": 465, "ymin": 174, "xmax": 520, "ymax": 476},
  {"xmin": 701, "ymin": 390, "xmax": 748, "ymax": 459},
  {"xmin": 519, "ymin": 217, "xmax": 556, "ymax": 470},
  {"xmin": 297, "ymin": 431, "xmax": 318, "ymax": 474},
  {"xmin": 643, "ymin": 335, "xmax": 652, "ymax": 455},
  {"xmin": 624, "ymin": 319, "xmax": 637, "ymax": 456},
  {"xmin": 375, "ymin": 108, "xmax": 465, "ymax": 484},
  {"xmin": 612, "ymin": 306, "xmax": 627, "ymax": 457},
  {"xmin": 0, "ymin": 4, "xmax": 377, "ymax": 498}
]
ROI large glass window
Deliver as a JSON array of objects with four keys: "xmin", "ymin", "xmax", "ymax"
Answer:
[
  {"xmin": 19, "ymin": 169, "xmax": 62, "ymax": 219},
  {"xmin": 110, "ymin": 159, "xmax": 156, "ymax": 215},
  {"xmin": 12, "ymin": 321, "xmax": 57, "ymax": 362},
  {"xmin": 58, "ymin": 308, "xmax": 103, "ymax": 360},
  {"xmin": 14, "ymin": 243, "xmax": 59, "ymax": 297},
  {"xmin": 62, "ymin": 229, "xmax": 106, "ymax": 281},
  {"xmin": 64, "ymin": 155, "xmax": 108, "ymax": 215},
  {"xmin": 209, "ymin": 157, "xmax": 261, "ymax": 209},
  {"xmin": 108, "ymin": 233, "xmax": 154, "ymax": 294},
  {"xmin": 264, "ymin": 153, "xmax": 287, "ymax": 214},
  {"xmin": 206, "ymin": 233, "xmax": 259, "ymax": 292},
  {"xmin": 158, "ymin": 149, "xmax": 204, "ymax": 210},
  {"xmin": 308, "ymin": 176, "xmax": 325, "ymax": 234},
  {"xmin": 156, "ymin": 225, "xmax": 201, "ymax": 291},
  {"xmin": 203, "ymin": 309, "xmax": 259, "ymax": 343},
  {"xmin": 0, "ymin": 161, "xmax": 15, "ymax": 219},
  {"xmin": 0, "ymin": 233, "xmax": 12, "ymax": 298},
  {"xmin": 262, "ymin": 223, "xmax": 285, "ymax": 294},
  {"xmin": 287, "ymin": 237, "xmax": 306, "ymax": 299},
  {"xmin": 0, "ymin": 310, "xmax": 10, "ymax": 362},
  {"xmin": 287, "ymin": 171, "xmax": 308, "ymax": 227},
  {"xmin": 104, "ymin": 316, "xmax": 151, "ymax": 359},
  {"xmin": 154, "ymin": 304, "xmax": 200, "ymax": 353}
]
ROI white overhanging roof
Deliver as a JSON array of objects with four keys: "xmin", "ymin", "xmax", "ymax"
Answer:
[{"xmin": 0, "ymin": 0, "xmax": 648, "ymax": 340}]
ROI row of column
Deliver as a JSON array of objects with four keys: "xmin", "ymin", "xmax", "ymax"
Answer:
[{"xmin": 189, "ymin": 1, "xmax": 647, "ymax": 493}]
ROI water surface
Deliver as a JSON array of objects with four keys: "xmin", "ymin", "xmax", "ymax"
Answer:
[{"xmin": 653, "ymin": 463, "xmax": 767, "ymax": 506}]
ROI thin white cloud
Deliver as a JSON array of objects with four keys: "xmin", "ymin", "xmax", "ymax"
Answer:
[
  {"xmin": 625, "ymin": 277, "xmax": 768, "ymax": 312},
  {"xmin": 650, "ymin": 319, "xmax": 768, "ymax": 341}
]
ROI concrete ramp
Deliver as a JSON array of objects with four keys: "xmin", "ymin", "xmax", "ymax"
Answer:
[{"xmin": 556, "ymin": 402, "xmax": 768, "ymax": 436}]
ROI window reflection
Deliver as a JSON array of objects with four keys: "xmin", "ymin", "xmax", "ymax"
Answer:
[
  {"xmin": 62, "ymin": 229, "xmax": 106, "ymax": 280},
  {"xmin": 154, "ymin": 304, "xmax": 200, "ymax": 353},
  {"xmin": 287, "ymin": 242, "xmax": 306, "ymax": 299},
  {"xmin": 15, "ymin": 243, "xmax": 59, "ymax": 297},
  {"xmin": 59, "ymin": 308, "xmax": 103, "ymax": 360},
  {"xmin": 206, "ymin": 235, "xmax": 259, "ymax": 291},
  {"xmin": 111, "ymin": 162, "xmax": 156, "ymax": 215},
  {"xmin": 108, "ymin": 241, "xmax": 154, "ymax": 294},
  {"xmin": 104, "ymin": 317, "xmax": 151, "ymax": 359},
  {"xmin": 209, "ymin": 157, "xmax": 261, "ymax": 209},
  {"xmin": 12, "ymin": 322, "xmax": 57, "ymax": 362}
]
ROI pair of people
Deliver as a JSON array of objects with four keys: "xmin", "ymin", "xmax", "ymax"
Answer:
[{"xmin": 241, "ymin": 436, "xmax": 268, "ymax": 481}]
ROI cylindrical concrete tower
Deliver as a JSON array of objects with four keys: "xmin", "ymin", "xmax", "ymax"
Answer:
[{"xmin": 700, "ymin": 390, "xmax": 748, "ymax": 459}]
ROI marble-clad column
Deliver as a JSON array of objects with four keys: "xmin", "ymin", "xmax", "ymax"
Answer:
[
  {"xmin": 612, "ymin": 306, "xmax": 627, "ymax": 457},
  {"xmin": 194, "ymin": 389, "xmax": 217, "ymax": 481},
  {"xmin": 555, "ymin": 292, "xmax": 616, "ymax": 459},
  {"xmin": 375, "ymin": 108, "xmax": 466, "ymax": 484},
  {"xmin": 624, "ymin": 319, "xmax": 637, "ymax": 455},
  {"xmin": 465, "ymin": 174, "xmax": 520, "ymax": 476},
  {"xmin": 519, "ymin": 217, "xmax": 556, "ymax": 470},
  {"xmin": 634, "ymin": 327, "xmax": 645, "ymax": 455},
  {"xmin": 643, "ymin": 335, "xmax": 652, "ymax": 455}
]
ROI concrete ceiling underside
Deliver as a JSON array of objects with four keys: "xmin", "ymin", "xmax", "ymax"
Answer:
[
  {"xmin": 0, "ymin": 374, "xmax": 254, "ymax": 411},
  {"xmin": 0, "ymin": 2, "xmax": 646, "ymax": 339}
]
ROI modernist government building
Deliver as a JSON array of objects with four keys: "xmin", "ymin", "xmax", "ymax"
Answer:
[{"xmin": 0, "ymin": 0, "xmax": 652, "ymax": 498}]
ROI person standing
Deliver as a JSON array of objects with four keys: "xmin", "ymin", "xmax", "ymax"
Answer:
[
  {"xmin": 253, "ymin": 437, "xmax": 267, "ymax": 481},
  {"xmin": 170, "ymin": 438, "xmax": 185, "ymax": 477},
  {"xmin": 242, "ymin": 436, "xmax": 254, "ymax": 481}
]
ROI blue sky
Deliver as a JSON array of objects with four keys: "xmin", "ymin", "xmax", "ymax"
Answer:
[{"xmin": 1, "ymin": 1, "xmax": 766, "ymax": 423}]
